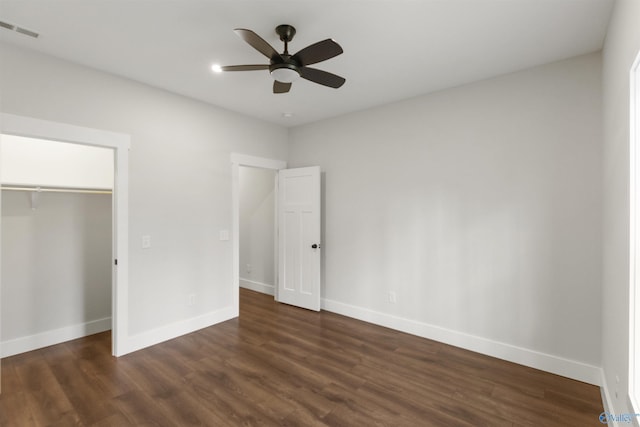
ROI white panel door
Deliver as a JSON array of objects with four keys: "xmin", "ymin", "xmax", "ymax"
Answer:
[{"xmin": 277, "ymin": 166, "xmax": 321, "ymax": 311}]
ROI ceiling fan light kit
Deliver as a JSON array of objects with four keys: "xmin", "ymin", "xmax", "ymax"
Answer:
[
  {"xmin": 270, "ymin": 63, "xmax": 300, "ymax": 83},
  {"xmin": 218, "ymin": 24, "xmax": 345, "ymax": 94}
]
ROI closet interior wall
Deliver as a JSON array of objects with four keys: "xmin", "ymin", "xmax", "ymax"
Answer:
[{"xmin": 1, "ymin": 135, "xmax": 114, "ymax": 357}]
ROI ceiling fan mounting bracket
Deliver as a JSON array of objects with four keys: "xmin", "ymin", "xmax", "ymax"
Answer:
[{"xmin": 275, "ymin": 24, "xmax": 296, "ymax": 43}]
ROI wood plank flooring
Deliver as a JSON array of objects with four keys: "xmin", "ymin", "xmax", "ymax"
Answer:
[{"xmin": 1, "ymin": 289, "xmax": 604, "ymax": 426}]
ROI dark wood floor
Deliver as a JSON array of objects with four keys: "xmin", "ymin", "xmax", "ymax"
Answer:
[{"xmin": 1, "ymin": 289, "xmax": 603, "ymax": 426}]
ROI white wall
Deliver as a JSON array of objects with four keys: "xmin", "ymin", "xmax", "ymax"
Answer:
[
  {"xmin": 239, "ymin": 166, "xmax": 276, "ymax": 294},
  {"xmin": 601, "ymin": 0, "xmax": 640, "ymax": 417},
  {"xmin": 288, "ymin": 53, "xmax": 603, "ymax": 381},
  {"xmin": 0, "ymin": 42, "xmax": 288, "ymax": 345},
  {"xmin": 1, "ymin": 134, "xmax": 113, "ymax": 189},
  {"xmin": 2, "ymin": 191, "xmax": 112, "ymax": 354}
]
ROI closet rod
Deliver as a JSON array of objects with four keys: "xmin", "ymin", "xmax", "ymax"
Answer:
[{"xmin": 1, "ymin": 185, "xmax": 112, "ymax": 195}]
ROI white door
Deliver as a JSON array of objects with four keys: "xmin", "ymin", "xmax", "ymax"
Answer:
[{"xmin": 277, "ymin": 166, "xmax": 321, "ymax": 311}]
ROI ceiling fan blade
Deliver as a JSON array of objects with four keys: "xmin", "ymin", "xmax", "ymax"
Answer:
[
  {"xmin": 234, "ymin": 28, "xmax": 282, "ymax": 60},
  {"xmin": 273, "ymin": 81, "xmax": 292, "ymax": 94},
  {"xmin": 299, "ymin": 67, "xmax": 346, "ymax": 88},
  {"xmin": 291, "ymin": 39, "xmax": 343, "ymax": 66},
  {"xmin": 220, "ymin": 65, "xmax": 269, "ymax": 71}
]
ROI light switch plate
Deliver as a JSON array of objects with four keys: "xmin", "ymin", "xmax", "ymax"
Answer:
[{"xmin": 219, "ymin": 230, "xmax": 230, "ymax": 241}]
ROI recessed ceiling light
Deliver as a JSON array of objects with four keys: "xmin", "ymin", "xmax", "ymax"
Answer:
[
  {"xmin": 282, "ymin": 112, "xmax": 294, "ymax": 118},
  {"xmin": 211, "ymin": 64, "xmax": 222, "ymax": 73}
]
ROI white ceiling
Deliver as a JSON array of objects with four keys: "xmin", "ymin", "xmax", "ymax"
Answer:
[{"xmin": 0, "ymin": 0, "xmax": 613, "ymax": 127}]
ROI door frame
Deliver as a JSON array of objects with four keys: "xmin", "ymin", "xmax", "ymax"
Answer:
[
  {"xmin": 630, "ymin": 48, "xmax": 640, "ymax": 414},
  {"xmin": 1, "ymin": 113, "xmax": 130, "ymax": 356},
  {"xmin": 231, "ymin": 153, "xmax": 286, "ymax": 314}
]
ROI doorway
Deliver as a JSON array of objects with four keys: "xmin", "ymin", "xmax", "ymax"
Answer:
[
  {"xmin": 231, "ymin": 153, "xmax": 286, "ymax": 314},
  {"xmin": 238, "ymin": 166, "xmax": 277, "ymax": 296},
  {"xmin": 231, "ymin": 154, "xmax": 322, "ymax": 313},
  {"xmin": 0, "ymin": 113, "xmax": 130, "ymax": 356}
]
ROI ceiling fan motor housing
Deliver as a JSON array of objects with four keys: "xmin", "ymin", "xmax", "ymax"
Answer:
[{"xmin": 270, "ymin": 58, "xmax": 300, "ymax": 83}]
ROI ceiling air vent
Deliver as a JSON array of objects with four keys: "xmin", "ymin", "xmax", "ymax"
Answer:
[
  {"xmin": 15, "ymin": 26, "xmax": 39, "ymax": 38},
  {"xmin": 0, "ymin": 19, "xmax": 39, "ymax": 38},
  {"xmin": 0, "ymin": 20, "xmax": 15, "ymax": 31}
]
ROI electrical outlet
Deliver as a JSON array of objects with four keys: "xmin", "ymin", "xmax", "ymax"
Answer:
[
  {"xmin": 142, "ymin": 235, "xmax": 151, "ymax": 249},
  {"xmin": 389, "ymin": 291, "xmax": 397, "ymax": 304},
  {"xmin": 246, "ymin": 264, "xmax": 252, "ymax": 274},
  {"xmin": 188, "ymin": 294, "xmax": 196, "ymax": 307}
]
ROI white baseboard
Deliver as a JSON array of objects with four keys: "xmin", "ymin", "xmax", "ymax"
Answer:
[
  {"xmin": 240, "ymin": 278, "xmax": 275, "ymax": 296},
  {"xmin": 121, "ymin": 306, "xmax": 236, "ymax": 355},
  {"xmin": 598, "ymin": 372, "xmax": 640, "ymax": 427},
  {"xmin": 1, "ymin": 317, "xmax": 112, "ymax": 358},
  {"xmin": 599, "ymin": 370, "xmax": 617, "ymax": 426},
  {"xmin": 321, "ymin": 298, "xmax": 602, "ymax": 386}
]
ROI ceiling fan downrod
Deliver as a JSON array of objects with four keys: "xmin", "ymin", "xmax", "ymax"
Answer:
[{"xmin": 275, "ymin": 24, "xmax": 296, "ymax": 55}]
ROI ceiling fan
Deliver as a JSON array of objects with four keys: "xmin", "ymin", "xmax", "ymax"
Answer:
[{"xmin": 219, "ymin": 25, "xmax": 345, "ymax": 94}]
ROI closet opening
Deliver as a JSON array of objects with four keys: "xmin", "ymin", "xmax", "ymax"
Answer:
[
  {"xmin": 0, "ymin": 113, "xmax": 130, "ymax": 357},
  {"xmin": 1, "ymin": 135, "xmax": 114, "ymax": 358}
]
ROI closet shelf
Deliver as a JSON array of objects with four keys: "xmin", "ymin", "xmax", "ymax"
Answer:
[
  {"xmin": 1, "ymin": 185, "xmax": 112, "ymax": 195},
  {"xmin": 1, "ymin": 185, "xmax": 112, "ymax": 210}
]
